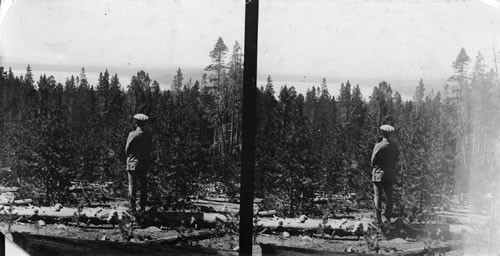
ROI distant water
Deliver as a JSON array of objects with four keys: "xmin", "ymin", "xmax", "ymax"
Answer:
[
  {"xmin": 11, "ymin": 69, "xmax": 157, "ymax": 90},
  {"xmin": 9, "ymin": 65, "xmax": 207, "ymax": 91},
  {"xmin": 10, "ymin": 69, "xmax": 442, "ymax": 101},
  {"xmin": 257, "ymin": 79, "xmax": 414, "ymax": 100}
]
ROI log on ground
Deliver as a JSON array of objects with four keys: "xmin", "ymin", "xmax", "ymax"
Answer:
[
  {"xmin": 1, "ymin": 206, "xmax": 231, "ymax": 228},
  {"xmin": 0, "ymin": 199, "xmax": 33, "ymax": 206},
  {"xmin": 0, "ymin": 187, "xmax": 19, "ymax": 193},
  {"xmin": 257, "ymin": 217, "xmax": 376, "ymax": 236}
]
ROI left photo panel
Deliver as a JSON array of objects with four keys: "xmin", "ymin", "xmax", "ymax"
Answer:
[{"xmin": 0, "ymin": 0, "xmax": 246, "ymax": 255}]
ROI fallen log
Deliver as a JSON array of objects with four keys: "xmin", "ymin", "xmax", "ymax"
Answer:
[
  {"xmin": 432, "ymin": 211, "xmax": 491, "ymax": 225},
  {"xmin": 433, "ymin": 214, "xmax": 490, "ymax": 225},
  {"xmin": 447, "ymin": 208, "xmax": 479, "ymax": 215},
  {"xmin": 192, "ymin": 199, "xmax": 240, "ymax": 209},
  {"xmin": 1, "ymin": 206, "xmax": 232, "ymax": 228},
  {"xmin": 257, "ymin": 210, "xmax": 277, "ymax": 217},
  {"xmin": 148, "ymin": 229, "xmax": 216, "ymax": 244},
  {"xmin": 257, "ymin": 217, "xmax": 376, "ymax": 237},
  {"xmin": 66, "ymin": 223, "xmax": 116, "ymax": 229},
  {"xmin": 0, "ymin": 199, "xmax": 33, "ymax": 206},
  {"xmin": 0, "ymin": 187, "xmax": 19, "ymax": 193},
  {"xmin": 257, "ymin": 217, "xmax": 483, "ymax": 239},
  {"xmin": 406, "ymin": 223, "xmax": 476, "ymax": 237},
  {"xmin": 203, "ymin": 196, "xmax": 237, "ymax": 203},
  {"xmin": 11, "ymin": 232, "xmax": 238, "ymax": 256},
  {"xmin": 203, "ymin": 196, "xmax": 263, "ymax": 204},
  {"xmin": 192, "ymin": 201, "xmax": 240, "ymax": 214},
  {"xmin": 192, "ymin": 199, "xmax": 275, "ymax": 216},
  {"xmin": 1, "ymin": 206, "xmax": 112, "ymax": 225},
  {"xmin": 148, "ymin": 211, "xmax": 230, "ymax": 227}
]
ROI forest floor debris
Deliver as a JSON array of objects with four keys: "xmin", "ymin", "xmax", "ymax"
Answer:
[{"xmin": 0, "ymin": 191, "xmax": 495, "ymax": 255}]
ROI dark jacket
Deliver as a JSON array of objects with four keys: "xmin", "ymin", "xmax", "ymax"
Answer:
[
  {"xmin": 125, "ymin": 127, "xmax": 152, "ymax": 172},
  {"xmin": 371, "ymin": 138, "xmax": 399, "ymax": 182}
]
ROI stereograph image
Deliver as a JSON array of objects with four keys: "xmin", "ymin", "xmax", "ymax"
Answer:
[{"xmin": 0, "ymin": 0, "xmax": 499, "ymax": 255}]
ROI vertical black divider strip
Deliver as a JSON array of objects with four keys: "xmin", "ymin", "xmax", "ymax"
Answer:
[{"xmin": 239, "ymin": 0, "xmax": 258, "ymax": 255}]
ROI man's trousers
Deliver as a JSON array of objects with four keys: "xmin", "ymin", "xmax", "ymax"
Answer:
[
  {"xmin": 128, "ymin": 170, "xmax": 147, "ymax": 211},
  {"xmin": 373, "ymin": 181, "xmax": 393, "ymax": 222}
]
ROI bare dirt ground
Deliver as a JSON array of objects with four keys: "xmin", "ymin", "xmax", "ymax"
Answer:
[
  {"xmin": 1, "ymin": 221, "xmax": 468, "ymax": 255},
  {"xmin": 199, "ymin": 233, "xmax": 429, "ymax": 253},
  {"xmin": 0, "ymin": 196, "xmax": 488, "ymax": 255}
]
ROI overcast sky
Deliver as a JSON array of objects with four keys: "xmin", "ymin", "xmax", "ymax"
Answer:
[
  {"xmin": 1, "ymin": 0, "xmax": 500, "ymax": 82},
  {"xmin": 0, "ymin": 0, "xmax": 244, "ymax": 68},
  {"xmin": 259, "ymin": 0, "xmax": 500, "ymax": 80}
]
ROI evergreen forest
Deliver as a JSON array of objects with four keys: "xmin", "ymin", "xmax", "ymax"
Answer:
[{"xmin": 1, "ymin": 37, "xmax": 498, "ymax": 218}]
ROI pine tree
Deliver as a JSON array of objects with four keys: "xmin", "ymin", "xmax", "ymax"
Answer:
[
  {"xmin": 448, "ymin": 48, "xmax": 472, "ymax": 194},
  {"xmin": 25, "ymin": 64, "xmax": 34, "ymax": 87},
  {"xmin": 206, "ymin": 37, "xmax": 228, "ymax": 88},
  {"xmin": 79, "ymin": 67, "xmax": 89, "ymax": 88},
  {"xmin": 413, "ymin": 78, "xmax": 425, "ymax": 104},
  {"xmin": 173, "ymin": 67, "xmax": 184, "ymax": 91}
]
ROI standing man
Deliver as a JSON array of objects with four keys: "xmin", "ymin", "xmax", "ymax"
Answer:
[
  {"xmin": 371, "ymin": 124, "xmax": 399, "ymax": 224},
  {"xmin": 125, "ymin": 113, "xmax": 153, "ymax": 212}
]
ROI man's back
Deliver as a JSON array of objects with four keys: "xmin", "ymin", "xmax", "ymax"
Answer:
[
  {"xmin": 126, "ymin": 127, "xmax": 152, "ymax": 163},
  {"xmin": 371, "ymin": 138, "xmax": 399, "ymax": 182}
]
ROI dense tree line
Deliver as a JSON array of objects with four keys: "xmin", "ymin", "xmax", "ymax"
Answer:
[{"xmin": 0, "ymin": 42, "xmax": 498, "ymax": 217}]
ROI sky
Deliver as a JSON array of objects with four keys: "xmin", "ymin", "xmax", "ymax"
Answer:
[
  {"xmin": 0, "ymin": 0, "xmax": 245, "ymax": 68},
  {"xmin": 258, "ymin": 0, "xmax": 500, "ymax": 81},
  {"xmin": 1, "ymin": 0, "xmax": 500, "ymax": 92}
]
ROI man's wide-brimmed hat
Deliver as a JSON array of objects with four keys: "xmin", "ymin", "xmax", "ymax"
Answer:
[
  {"xmin": 133, "ymin": 113, "xmax": 149, "ymax": 121},
  {"xmin": 380, "ymin": 124, "xmax": 395, "ymax": 132}
]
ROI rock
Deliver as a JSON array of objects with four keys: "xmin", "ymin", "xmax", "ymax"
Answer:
[
  {"xmin": 2, "ymin": 205, "xmax": 15, "ymax": 212},
  {"xmin": 345, "ymin": 247, "xmax": 356, "ymax": 253},
  {"xmin": 129, "ymin": 238, "xmax": 139, "ymax": 243},
  {"xmin": 100, "ymin": 235, "xmax": 108, "ymax": 241},
  {"xmin": 56, "ymin": 224, "xmax": 67, "ymax": 229},
  {"xmin": 298, "ymin": 215, "xmax": 308, "ymax": 223},
  {"xmin": 54, "ymin": 203, "xmax": 63, "ymax": 212},
  {"xmin": 390, "ymin": 238, "xmax": 407, "ymax": 244},
  {"xmin": 282, "ymin": 231, "xmax": 290, "ymax": 238},
  {"xmin": 253, "ymin": 204, "xmax": 259, "ymax": 215},
  {"xmin": 233, "ymin": 246, "xmax": 240, "ymax": 251},
  {"xmin": 107, "ymin": 210, "xmax": 118, "ymax": 223},
  {"xmin": 300, "ymin": 235, "xmax": 312, "ymax": 241},
  {"xmin": 405, "ymin": 237, "xmax": 417, "ymax": 242},
  {"xmin": 353, "ymin": 221, "xmax": 364, "ymax": 235},
  {"xmin": 0, "ymin": 192, "xmax": 16, "ymax": 203},
  {"xmin": 144, "ymin": 226, "xmax": 161, "ymax": 232},
  {"xmin": 37, "ymin": 220, "xmax": 46, "ymax": 226}
]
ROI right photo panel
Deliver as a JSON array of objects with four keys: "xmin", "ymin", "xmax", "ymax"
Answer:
[{"xmin": 255, "ymin": 1, "xmax": 500, "ymax": 254}]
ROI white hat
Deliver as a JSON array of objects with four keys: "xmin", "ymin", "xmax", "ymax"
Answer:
[
  {"xmin": 133, "ymin": 113, "xmax": 149, "ymax": 121},
  {"xmin": 380, "ymin": 124, "xmax": 395, "ymax": 132}
]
